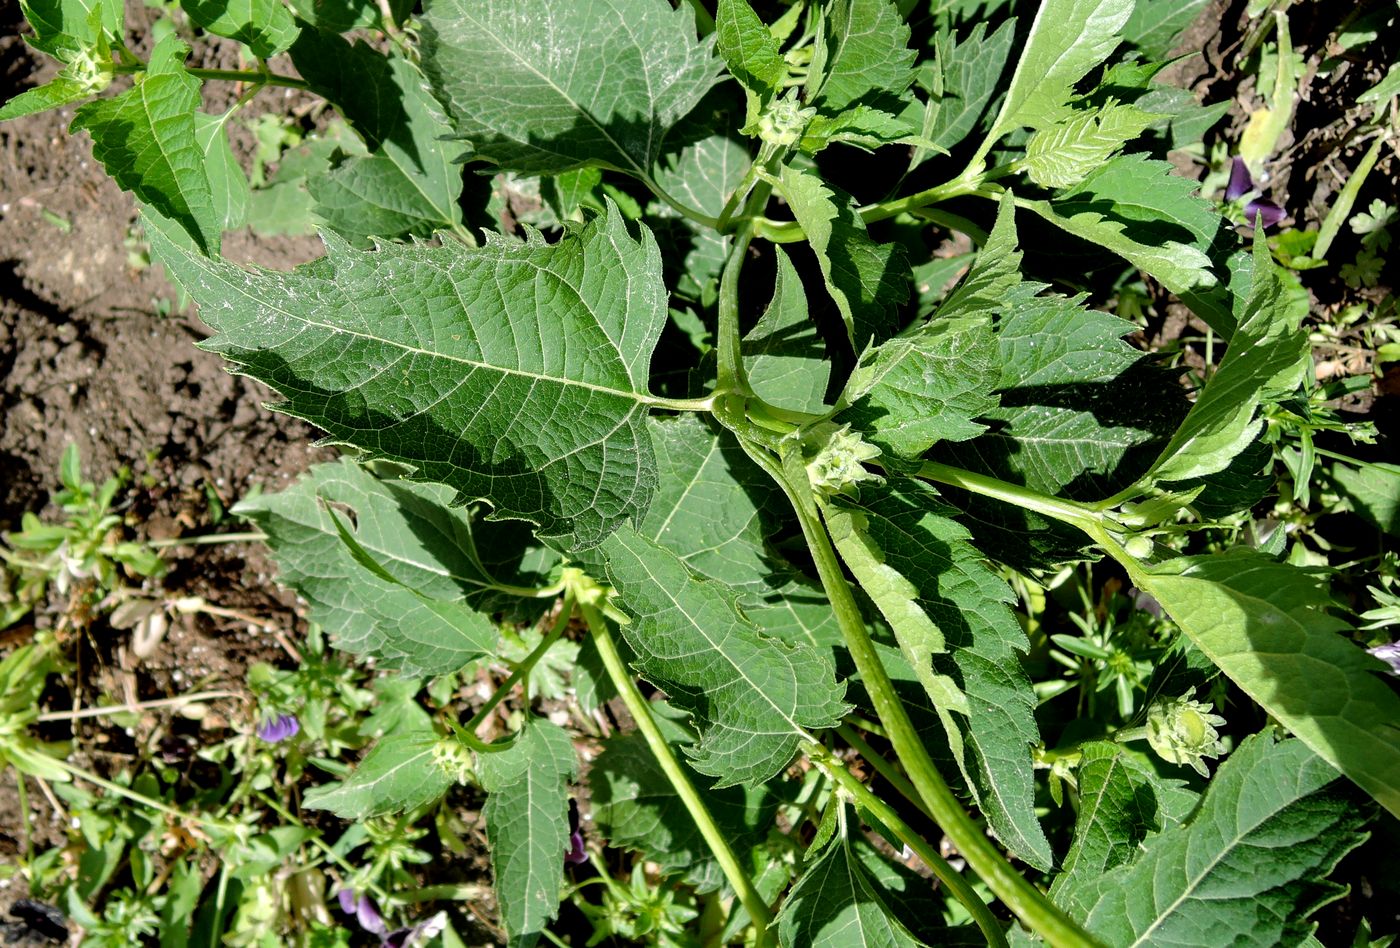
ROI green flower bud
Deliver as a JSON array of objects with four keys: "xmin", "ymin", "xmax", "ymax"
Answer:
[
  {"xmin": 1145, "ymin": 688, "xmax": 1227, "ymax": 777},
  {"xmin": 432, "ymin": 736, "xmax": 474, "ymax": 783},
  {"xmin": 758, "ymin": 96, "xmax": 815, "ymax": 148},
  {"xmin": 804, "ymin": 424, "xmax": 883, "ymax": 498}
]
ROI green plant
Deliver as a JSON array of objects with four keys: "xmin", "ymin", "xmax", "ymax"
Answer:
[{"xmin": 5, "ymin": 0, "xmax": 1400, "ymax": 945}]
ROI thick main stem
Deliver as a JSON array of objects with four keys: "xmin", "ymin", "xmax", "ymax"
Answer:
[
  {"xmin": 749, "ymin": 442, "xmax": 1097, "ymax": 947},
  {"xmin": 911, "ymin": 460, "xmax": 1103, "ymax": 530},
  {"xmin": 580, "ymin": 602, "xmax": 774, "ymax": 944}
]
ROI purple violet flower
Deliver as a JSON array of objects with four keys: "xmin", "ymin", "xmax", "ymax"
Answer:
[
  {"xmin": 383, "ymin": 912, "xmax": 448, "ymax": 948},
  {"xmin": 1223, "ymin": 157, "xmax": 1285, "ymax": 229},
  {"xmin": 255, "ymin": 713, "xmax": 299, "ymax": 743},
  {"xmin": 337, "ymin": 888, "xmax": 387, "ymax": 937},
  {"xmin": 565, "ymin": 799, "xmax": 588, "ymax": 865},
  {"xmin": 1368, "ymin": 642, "xmax": 1400, "ymax": 677}
]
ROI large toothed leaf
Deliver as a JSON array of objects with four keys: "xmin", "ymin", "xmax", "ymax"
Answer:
[
  {"xmin": 592, "ymin": 702, "xmax": 776, "ymax": 892},
  {"xmin": 984, "ymin": 0, "xmax": 1135, "ymax": 138},
  {"xmin": 716, "ymin": 0, "xmax": 786, "ymax": 101},
  {"xmin": 913, "ymin": 20, "xmax": 1015, "ymax": 167},
  {"xmin": 637, "ymin": 415, "xmax": 780, "ymax": 595},
  {"xmin": 177, "ymin": 0, "xmax": 298, "ymax": 58},
  {"xmin": 827, "ymin": 481, "xmax": 1053, "ymax": 871},
  {"xmin": 1147, "ymin": 233, "xmax": 1308, "ymax": 483},
  {"xmin": 602, "ymin": 526, "xmax": 848, "ymax": 787},
  {"xmin": 234, "ymin": 459, "xmax": 555, "ymax": 675},
  {"xmin": 838, "ymin": 314, "xmax": 999, "ymax": 460},
  {"xmin": 1055, "ymin": 733, "xmax": 1367, "ymax": 946},
  {"xmin": 1137, "ymin": 550, "xmax": 1400, "ymax": 820},
  {"xmin": 290, "ymin": 29, "xmax": 466, "ymax": 246},
  {"xmin": 19, "ymin": 0, "xmax": 123, "ymax": 58},
  {"xmin": 147, "ymin": 203, "xmax": 666, "ymax": 551},
  {"xmin": 779, "ymin": 165, "xmax": 910, "ymax": 350},
  {"xmin": 477, "ymin": 717, "xmax": 577, "ymax": 948},
  {"xmin": 419, "ymin": 0, "xmax": 722, "ymax": 176},
  {"xmin": 809, "ymin": 0, "xmax": 917, "ymax": 115},
  {"xmin": 303, "ymin": 730, "xmax": 455, "ymax": 819},
  {"xmin": 1023, "ymin": 155, "xmax": 1223, "ymax": 296},
  {"xmin": 72, "ymin": 36, "xmax": 219, "ymax": 254}
]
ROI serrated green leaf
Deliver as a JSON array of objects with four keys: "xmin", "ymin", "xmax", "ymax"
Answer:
[
  {"xmin": 716, "ymin": 0, "xmax": 785, "ymax": 100},
  {"xmin": 637, "ymin": 415, "xmax": 780, "ymax": 596},
  {"xmin": 419, "ymin": 0, "xmax": 721, "ymax": 176},
  {"xmin": 1020, "ymin": 104, "xmax": 1157, "ymax": 189},
  {"xmin": 810, "ymin": 0, "xmax": 917, "ymax": 115},
  {"xmin": 777, "ymin": 835, "xmax": 925, "ymax": 948},
  {"xmin": 1023, "ymin": 154, "xmax": 1223, "ymax": 295},
  {"xmin": 825, "ymin": 481, "xmax": 1052, "ymax": 871},
  {"xmin": 602, "ymin": 525, "xmax": 848, "ymax": 787},
  {"xmin": 149, "ymin": 203, "xmax": 666, "ymax": 551},
  {"xmin": 194, "ymin": 112, "xmax": 248, "ymax": 232},
  {"xmin": 1122, "ymin": 0, "xmax": 1209, "ymax": 59},
  {"xmin": 1138, "ymin": 550, "xmax": 1400, "ymax": 821},
  {"xmin": 72, "ymin": 36, "xmax": 219, "ymax": 254},
  {"xmin": 303, "ymin": 730, "xmax": 454, "ymax": 818},
  {"xmin": 743, "ymin": 246, "xmax": 831, "ymax": 415},
  {"xmin": 476, "ymin": 717, "xmax": 577, "ymax": 948},
  {"xmin": 914, "ymin": 20, "xmax": 1015, "ymax": 166},
  {"xmin": 1057, "ymin": 733, "xmax": 1368, "ymax": 946},
  {"xmin": 233, "ymin": 459, "xmax": 551, "ymax": 675},
  {"xmin": 591, "ymin": 705, "xmax": 776, "ymax": 892},
  {"xmin": 779, "ymin": 165, "xmax": 909, "ymax": 350},
  {"xmin": 984, "ymin": 0, "xmax": 1134, "ymax": 138},
  {"xmin": 801, "ymin": 103, "xmax": 929, "ymax": 155},
  {"xmin": 0, "ymin": 69, "xmax": 101, "ymax": 122},
  {"xmin": 1149, "ymin": 234, "xmax": 1308, "ymax": 483},
  {"xmin": 936, "ymin": 192, "xmax": 1021, "ymax": 320},
  {"xmin": 290, "ymin": 28, "xmax": 466, "ymax": 245},
  {"xmin": 1052, "ymin": 742, "xmax": 1198, "ymax": 897},
  {"xmin": 178, "ymin": 0, "xmax": 298, "ymax": 59},
  {"xmin": 1328, "ymin": 459, "xmax": 1400, "ymax": 536},
  {"xmin": 838, "ymin": 314, "xmax": 999, "ymax": 459},
  {"xmin": 651, "ymin": 133, "xmax": 749, "ymax": 305},
  {"xmin": 283, "ymin": 0, "xmax": 408, "ymax": 31},
  {"xmin": 20, "ymin": 0, "xmax": 122, "ymax": 57}
]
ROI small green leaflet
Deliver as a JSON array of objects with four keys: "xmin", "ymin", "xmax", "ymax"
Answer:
[
  {"xmin": 601, "ymin": 525, "xmax": 848, "ymax": 787},
  {"xmin": 837, "ymin": 314, "xmax": 999, "ymax": 460},
  {"xmin": 776, "ymin": 834, "xmax": 925, "ymax": 947},
  {"xmin": 290, "ymin": 28, "xmax": 466, "ymax": 246},
  {"xmin": 303, "ymin": 731, "xmax": 456, "ymax": 819},
  {"xmin": 72, "ymin": 36, "xmax": 219, "ymax": 254},
  {"xmin": 148, "ymin": 202, "xmax": 665, "ymax": 551},
  {"xmin": 1051, "ymin": 742, "xmax": 1198, "ymax": 898},
  {"xmin": 233, "ymin": 459, "xmax": 547, "ymax": 676},
  {"xmin": 824, "ymin": 482, "xmax": 1053, "ymax": 871},
  {"xmin": 177, "ymin": 0, "xmax": 298, "ymax": 59},
  {"xmin": 982, "ymin": 0, "xmax": 1135, "ymax": 141},
  {"xmin": 1018, "ymin": 104, "xmax": 1157, "ymax": 189},
  {"xmin": 716, "ymin": 0, "xmax": 785, "ymax": 102},
  {"xmin": 779, "ymin": 165, "xmax": 909, "ymax": 350},
  {"xmin": 808, "ymin": 0, "xmax": 917, "ymax": 115},
  {"xmin": 476, "ymin": 717, "xmax": 577, "ymax": 948},
  {"xmin": 744, "ymin": 246, "xmax": 831, "ymax": 416},
  {"xmin": 1139, "ymin": 550, "xmax": 1400, "ymax": 821},
  {"xmin": 1055, "ymin": 733, "xmax": 1367, "ymax": 947},
  {"xmin": 0, "ymin": 60, "xmax": 105, "ymax": 122},
  {"xmin": 1023, "ymin": 155, "xmax": 1221, "ymax": 296},
  {"xmin": 1147, "ymin": 232, "xmax": 1308, "ymax": 483},
  {"xmin": 591, "ymin": 704, "xmax": 776, "ymax": 892},
  {"xmin": 419, "ymin": 0, "xmax": 721, "ymax": 176}
]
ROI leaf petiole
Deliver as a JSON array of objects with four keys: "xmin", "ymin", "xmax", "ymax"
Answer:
[{"xmin": 112, "ymin": 62, "xmax": 311, "ymax": 91}]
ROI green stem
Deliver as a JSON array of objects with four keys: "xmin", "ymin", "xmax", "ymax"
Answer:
[
  {"xmin": 644, "ymin": 175, "xmax": 723, "ymax": 230},
  {"xmin": 911, "ymin": 460, "xmax": 1103, "ymax": 531},
  {"xmin": 717, "ymin": 227, "xmax": 756, "ymax": 396},
  {"xmin": 807, "ymin": 740, "xmax": 1009, "ymax": 948},
  {"xmin": 460, "ymin": 595, "xmax": 575, "ymax": 741},
  {"xmin": 113, "ymin": 63, "xmax": 311, "ymax": 90},
  {"xmin": 746, "ymin": 439, "xmax": 1097, "ymax": 947},
  {"xmin": 859, "ymin": 176, "xmax": 1000, "ymax": 225},
  {"xmin": 50, "ymin": 756, "xmax": 240, "ymax": 835},
  {"xmin": 148, "ymin": 531, "xmax": 266, "ymax": 548},
  {"xmin": 579, "ymin": 601, "xmax": 775, "ymax": 944},
  {"xmin": 641, "ymin": 393, "xmax": 718, "ymax": 413},
  {"xmin": 1312, "ymin": 132, "xmax": 1386, "ymax": 261},
  {"xmin": 836, "ymin": 724, "xmax": 928, "ymax": 820},
  {"xmin": 14, "ymin": 770, "xmax": 33, "ymax": 869}
]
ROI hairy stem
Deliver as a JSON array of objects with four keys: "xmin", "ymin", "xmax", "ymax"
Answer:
[
  {"xmin": 806, "ymin": 740, "xmax": 1009, "ymax": 948},
  {"xmin": 716, "ymin": 227, "xmax": 756, "ymax": 396},
  {"xmin": 580, "ymin": 601, "xmax": 775, "ymax": 944},
  {"xmin": 911, "ymin": 460, "xmax": 1103, "ymax": 531},
  {"xmin": 742, "ymin": 438, "xmax": 1097, "ymax": 947}
]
